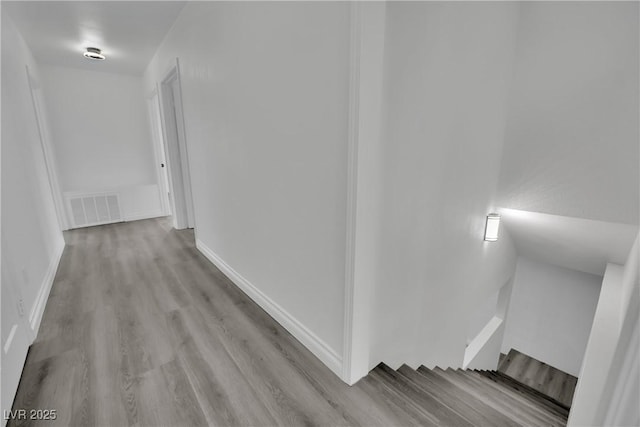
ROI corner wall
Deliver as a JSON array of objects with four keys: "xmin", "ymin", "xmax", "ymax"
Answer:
[{"xmin": 369, "ymin": 2, "xmax": 520, "ymax": 371}]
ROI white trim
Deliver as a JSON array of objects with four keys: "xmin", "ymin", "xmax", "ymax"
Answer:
[
  {"xmin": 147, "ymin": 89, "xmax": 171, "ymax": 216},
  {"xmin": 25, "ymin": 66, "xmax": 68, "ymax": 231},
  {"xmin": 158, "ymin": 58, "xmax": 195, "ymax": 230},
  {"xmin": 123, "ymin": 210, "xmax": 166, "ymax": 222},
  {"xmin": 4, "ymin": 325, "xmax": 18, "ymax": 355},
  {"xmin": 605, "ymin": 312, "xmax": 640, "ymax": 425},
  {"xmin": 463, "ymin": 316, "xmax": 503, "ymax": 369},
  {"xmin": 63, "ymin": 189, "xmax": 119, "ymax": 198},
  {"xmin": 196, "ymin": 239, "xmax": 343, "ymax": 377},
  {"xmin": 169, "ymin": 59, "xmax": 195, "ymax": 229},
  {"xmin": 28, "ymin": 239, "xmax": 65, "ymax": 339},
  {"xmin": 342, "ymin": 1, "xmax": 362, "ymax": 385}
]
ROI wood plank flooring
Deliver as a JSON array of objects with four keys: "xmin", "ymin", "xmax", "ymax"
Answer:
[
  {"xmin": 7, "ymin": 218, "xmax": 412, "ymax": 426},
  {"xmin": 10, "ymin": 218, "xmax": 568, "ymax": 426},
  {"xmin": 498, "ymin": 349, "xmax": 578, "ymax": 408}
]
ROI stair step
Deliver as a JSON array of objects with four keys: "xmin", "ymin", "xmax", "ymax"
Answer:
[
  {"xmin": 357, "ymin": 367, "xmax": 434, "ymax": 427},
  {"xmin": 427, "ymin": 367, "xmax": 566, "ymax": 427},
  {"xmin": 371, "ymin": 364, "xmax": 473, "ymax": 427},
  {"xmin": 452, "ymin": 368, "xmax": 561, "ymax": 427},
  {"xmin": 498, "ymin": 352, "xmax": 508, "ymax": 369},
  {"xmin": 462, "ymin": 369, "xmax": 568, "ymax": 426},
  {"xmin": 499, "ymin": 349, "xmax": 577, "ymax": 408},
  {"xmin": 398, "ymin": 365, "xmax": 520, "ymax": 427},
  {"xmin": 478, "ymin": 370, "xmax": 570, "ymax": 418}
]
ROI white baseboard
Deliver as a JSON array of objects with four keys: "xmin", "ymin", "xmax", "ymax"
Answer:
[
  {"xmin": 195, "ymin": 239, "xmax": 343, "ymax": 377},
  {"xmin": 29, "ymin": 238, "xmax": 65, "ymax": 339},
  {"xmin": 123, "ymin": 210, "xmax": 166, "ymax": 222}
]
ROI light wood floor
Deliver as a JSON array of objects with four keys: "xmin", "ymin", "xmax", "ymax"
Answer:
[
  {"xmin": 11, "ymin": 218, "xmax": 569, "ymax": 427},
  {"xmin": 9, "ymin": 218, "xmax": 425, "ymax": 427}
]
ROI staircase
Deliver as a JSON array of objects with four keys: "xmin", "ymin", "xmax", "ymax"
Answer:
[{"xmin": 359, "ymin": 363, "xmax": 570, "ymax": 427}]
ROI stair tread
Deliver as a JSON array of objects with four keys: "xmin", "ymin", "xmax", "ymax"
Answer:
[
  {"xmin": 462, "ymin": 369, "xmax": 568, "ymax": 425},
  {"xmin": 433, "ymin": 368, "xmax": 554, "ymax": 426},
  {"xmin": 469, "ymin": 370, "xmax": 569, "ymax": 418},
  {"xmin": 426, "ymin": 367, "xmax": 566, "ymax": 427},
  {"xmin": 359, "ymin": 361, "xmax": 569, "ymax": 427},
  {"xmin": 398, "ymin": 365, "xmax": 521, "ymax": 427},
  {"xmin": 371, "ymin": 364, "xmax": 474, "ymax": 427},
  {"xmin": 358, "ymin": 368, "xmax": 436, "ymax": 427},
  {"xmin": 425, "ymin": 368, "xmax": 536, "ymax": 423},
  {"xmin": 500, "ymin": 349, "xmax": 577, "ymax": 407},
  {"xmin": 479, "ymin": 370, "xmax": 570, "ymax": 417}
]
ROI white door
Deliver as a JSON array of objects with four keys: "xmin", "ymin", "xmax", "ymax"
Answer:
[
  {"xmin": 147, "ymin": 92, "xmax": 172, "ymax": 216},
  {"xmin": 159, "ymin": 61, "xmax": 195, "ymax": 230},
  {"xmin": 1, "ymin": 262, "xmax": 31, "ymax": 424}
]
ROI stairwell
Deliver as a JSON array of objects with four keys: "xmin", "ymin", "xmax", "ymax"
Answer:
[{"xmin": 357, "ymin": 361, "xmax": 570, "ymax": 427}]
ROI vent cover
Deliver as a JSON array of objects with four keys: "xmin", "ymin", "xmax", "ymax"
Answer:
[{"xmin": 68, "ymin": 193, "xmax": 122, "ymax": 228}]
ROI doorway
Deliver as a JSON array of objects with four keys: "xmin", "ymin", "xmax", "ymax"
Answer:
[
  {"xmin": 158, "ymin": 59, "xmax": 195, "ymax": 230},
  {"xmin": 25, "ymin": 66, "xmax": 67, "ymax": 231},
  {"xmin": 147, "ymin": 90, "xmax": 172, "ymax": 217}
]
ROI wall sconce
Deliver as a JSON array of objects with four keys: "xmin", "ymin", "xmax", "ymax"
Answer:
[{"xmin": 484, "ymin": 213, "xmax": 501, "ymax": 242}]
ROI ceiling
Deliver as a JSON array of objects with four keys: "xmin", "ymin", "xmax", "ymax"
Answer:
[
  {"xmin": 500, "ymin": 208, "xmax": 638, "ymax": 277},
  {"xmin": 2, "ymin": 1, "xmax": 186, "ymax": 75}
]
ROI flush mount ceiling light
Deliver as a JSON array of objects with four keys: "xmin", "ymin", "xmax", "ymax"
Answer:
[
  {"xmin": 83, "ymin": 47, "xmax": 105, "ymax": 60},
  {"xmin": 484, "ymin": 213, "xmax": 501, "ymax": 242}
]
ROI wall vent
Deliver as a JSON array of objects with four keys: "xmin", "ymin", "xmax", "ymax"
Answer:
[{"xmin": 67, "ymin": 193, "xmax": 122, "ymax": 229}]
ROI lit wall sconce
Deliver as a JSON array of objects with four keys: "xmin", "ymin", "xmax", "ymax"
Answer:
[{"xmin": 484, "ymin": 213, "xmax": 501, "ymax": 242}]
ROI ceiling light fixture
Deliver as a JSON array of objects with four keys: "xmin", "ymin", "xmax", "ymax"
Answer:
[
  {"xmin": 484, "ymin": 213, "xmax": 501, "ymax": 242},
  {"xmin": 83, "ymin": 47, "xmax": 105, "ymax": 60}
]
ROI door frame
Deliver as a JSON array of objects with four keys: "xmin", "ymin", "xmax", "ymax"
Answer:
[
  {"xmin": 147, "ymin": 88, "xmax": 171, "ymax": 217},
  {"xmin": 158, "ymin": 58, "xmax": 195, "ymax": 230},
  {"xmin": 25, "ymin": 65, "xmax": 68, "ymax": 230}
]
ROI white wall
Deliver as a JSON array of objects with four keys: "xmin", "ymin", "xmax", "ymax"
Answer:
[
  {"xmin": 467, "ymin": 289, "xmax": 499, "ymax": 344},
  {"xmin": 464, "ymin": 277, "xmax": 514, "ymax": 371},
  {"xmin": 40, "ymin": 65, "xmax": 162, "ymax": 224},
  {"xmin": 1, "ymin": 13, "xmax": 65, "ymax": 333},
  {"xmin": 569, "ymin": 235, "xmax": 639, "ymax": 426},
  {"xmin": 498, "ymin": 2, "xmax": 639, "ymax": 225},
  {"xmin": 502, "ymin": 257, "xmax": 602, "ymax": 376},
  {"xmin": 370, "ymin": 2, "xmax": 520, "ymax": 371},
  {"xmin": 144, "ymin": 2, "xmax": 350, "ymax": 372},
  {"xmin": 602, "ymin": 306, "xmax": 639, "ymax": 426},
  {"xmin": 464, "ymin": 317, "xmax": 504, "ymax": 371}
]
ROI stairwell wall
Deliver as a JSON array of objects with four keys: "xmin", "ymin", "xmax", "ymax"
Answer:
[
  {"xmin": 497, "ymin": 2, "xmax": 639, "ymax": 226},
  {"xmin": 569, "ymin": 235, "xmax": 639, "ymax": 426},
  {"xmin": 369, "ymin": 2, "xmax": 520, "ymax": 371},
  {"xmin": 501, "ymin": 257, "xmax": 603, "ymax": 376}
]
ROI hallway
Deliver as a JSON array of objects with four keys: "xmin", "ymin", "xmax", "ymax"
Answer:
[
  {"xmin": 9, "ymin": 218, "xmax": 416, "ymax": 426},
  {"xmin": 3, "ymin": 2, "xmax": 638, "ymax": 425},
  {"xmin": 10, "ymin": 218, "xmax": 575, "ymax": 427}
]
